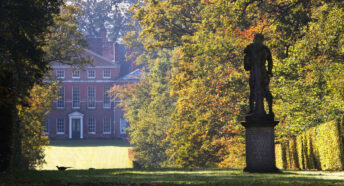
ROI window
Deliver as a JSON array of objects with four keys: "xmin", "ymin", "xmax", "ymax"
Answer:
[
  {"xmin": 72, "ymin": 70, "xmax": 80, "ymax": 78},
  {"xmin": 103, "ymin": 117, "xmax": 111, "ymax": 134},
  {"xmin": 43, "ymin": 119, "xmax": 49, "ymax": 134},
  {"xmin": 103, "ymin": 69, "xmax": 111, "ymax": 78},
  {"xmin": 120, "ymin": 118, "xmax": 127, "ymax": 134},
  {"xmin": 56, "ymin": 118, "xmax": 65, "ymax": 134},
  {"xmin": 56, "ymin": 70, "xmax": 65, "ymax": 79},
  {"xmin": 103, "ymin": 85, "xmax": 111, "ymax": 108},
  {"xmin": 87, "ymin": 117, "xmax": 96, "ymax": 134},
  {"xmin": 88, "ymin": 86, "xmax": 96, "ymax": 108},
  {"xmin": 57, "ymin": 86, "xmax": 64, "ymax": 108},
  {"xmin": 72, "ymin": 86, "xmax": 80, "ymax": 108},
  {"xmin": 88, "ymin": 70, "xmax": 95, "ymax": 78}
]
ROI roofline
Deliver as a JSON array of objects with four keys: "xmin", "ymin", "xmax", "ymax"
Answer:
[
  {"xmin": 84, "ymin": 49, "xmax": 116, "ymax": 64},
  {"xmin": 114, "ymin": 79, "xmax": 141, "ymax": 83},
  {"xmin": 115, "ymin": 69, "xmax": 142, "ymax": 82}
]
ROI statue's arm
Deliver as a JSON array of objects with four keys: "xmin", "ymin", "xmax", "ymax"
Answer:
[{"xmin": 244, "ymin": 47, "xmax": 251, "ymax": 71}]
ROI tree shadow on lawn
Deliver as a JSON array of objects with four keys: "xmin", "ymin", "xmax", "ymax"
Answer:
[
  {"xmin": 48, "ymin": 139, "xmax": 134, "ymax": 147},
  {"xmin": 4, "ymin": 168, "xmax": 344, "ymax": 185}
]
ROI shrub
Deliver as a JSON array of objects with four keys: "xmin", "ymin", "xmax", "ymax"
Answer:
[
  {"xmin": 275, "ymin": 117, "xmax": 344, "ymax": 170},
  {"xmin": 275, "ymin": 143, "xmax": 283, "ymax": 169}
]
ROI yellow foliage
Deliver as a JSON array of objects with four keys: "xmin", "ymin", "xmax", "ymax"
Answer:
[
  {"xmin": 315, "ymin": 120, "xmax": 343, "ymax": 170},
  {"xmin": 217, "ymin": 136, "xmax": 245, "ymax": 169},
  {"xmin": 276, "ymin": 117, "xmax": 344, "ymax": 170},
  {"xmin": 275, "ymin": 144, "xmax": 284, "ymax": 169},
  {"xmin": 17, "ymin": 83, "xmax": 58, "ymax": 169}
]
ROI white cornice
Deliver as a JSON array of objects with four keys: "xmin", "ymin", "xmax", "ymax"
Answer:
[
  {"xmin": 51, "ymin": 65, "xmax": 119, "ymax": 69},
  {"xmin": 46, "ymin": 80, "xmax": 115, "ymax": 83},
  {"xmin": 68, "ymin": 111, "xmax": 84, "ymax": 117}
]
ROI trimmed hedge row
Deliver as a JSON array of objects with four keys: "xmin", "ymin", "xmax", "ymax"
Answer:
[{"xmin": 275, "ymin": 116, "xmax": 344, "ymax": 170}]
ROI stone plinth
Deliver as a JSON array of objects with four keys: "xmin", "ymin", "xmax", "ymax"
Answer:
[{"xmin": 241, "ymin": 119, "xmax": 280, "ymax": 173}]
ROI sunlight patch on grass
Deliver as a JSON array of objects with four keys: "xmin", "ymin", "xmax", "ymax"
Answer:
[
  {"xmin": 38, "ymin": 140, "xmax": 134, "ymax": 170},
  {"xmin": 284, "ymin": 170, "xmax": 344, "ymax": 180}
]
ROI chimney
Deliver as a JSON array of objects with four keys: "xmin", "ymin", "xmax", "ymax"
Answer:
[
  {"xmin": 100, "ymin": 26, "xmax": 107, "ymax": 42},
  {"xmin": 113, "ymin": 42, "xmax": 117, "ymax": 63}
]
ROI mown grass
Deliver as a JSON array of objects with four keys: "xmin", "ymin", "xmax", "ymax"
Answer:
[
  {"xmin": 1, "ymin": 168, "xmax": 344, "ymax": 185},
  {"xmin": 19, "ymin": 140, "xmax": 344, "ymax": 185},
  {"xmin": 48, "ymin": 139, "xmax": 133, "ymax": 147},
  {"xmin": 39, "ymin": 139, "xmax": 134, "ymax": 170}
]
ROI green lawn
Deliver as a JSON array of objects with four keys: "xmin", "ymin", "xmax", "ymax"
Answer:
[
  {"xmin": 2, "ymin": 168, "xmax": 344, "ymax": 185},
  {"xmin": 39, "ymin": 139, "xmax": 134, "ymax": 170},
  {"xmin": 21, "ymin": 140, "xmax": 344, "ymax": 185}
]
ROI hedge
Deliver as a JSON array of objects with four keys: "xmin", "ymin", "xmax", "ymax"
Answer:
[{"xmin": 275, "ymin": 116, "xmax": 344, "ymax": 170}]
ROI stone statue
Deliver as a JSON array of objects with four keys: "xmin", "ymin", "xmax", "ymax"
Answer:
[
  {"xmin": 241, "ymin": 34, "xmax": 279, "ymax": 173},
  {"xmin": 244, "ymin": 34, "xmax": 273, "ymax": 120}
]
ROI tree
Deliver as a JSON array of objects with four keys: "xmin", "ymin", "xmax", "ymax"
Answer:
[
  {"xmin": 123, "ymin": 0, "xmax": 344, "ymax": 167},
  {"xmin": 17, "ymin": 83, "xmax": 58, "ymax": 169},
  {"xmin": 43, "ymin": 5, "xmax": 92, "ymax": 67},
  {"xmin": 112, "ymin": 49, "xmax": 175, "ymax": 167},
  {"xmin": 272, "ymin": 1, "xmax": 344, "ymax": 139},
  {"xmin": 125, "ymin": 0, "xmax": 249, "ymax": 167},
  {"xmin": 0, "ymin": 1, "xmax": 90, "ymax": 171},
  {"xmin": 13, "ymin": 5, "xmax": 91, "ymax": 170},
  {"xmin": 69, "ymin": 0, "xmax": 137, "ymax": 42},
  {"xmin": 133, "ymin": 0, "xmax": 202, "ymax": 49},
  {"xmin": 0, "ymin": 0, "xmax": 63, "ymax": 172},
  {"xmin": 165, "ymin": 1, "xmax": 252, "ymax": 166},
  {"xmin": 217, "ymin": 0, "xmax": 344, "ymax": 140}
]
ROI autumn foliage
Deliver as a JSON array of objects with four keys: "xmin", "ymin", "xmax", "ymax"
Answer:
[{"xmin": 117, "ymin": 0, "xmax": 344, "ymax": 168}]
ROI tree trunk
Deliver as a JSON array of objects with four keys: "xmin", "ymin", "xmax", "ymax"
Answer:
[{"xmin": 0, "ymin": 102, "xmax": 15, "ymax": 172}]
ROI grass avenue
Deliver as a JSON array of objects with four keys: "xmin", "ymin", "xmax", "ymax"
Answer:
[{"xmin": 16, "ymin": 139, "xmax": 341, "ymax": 185}]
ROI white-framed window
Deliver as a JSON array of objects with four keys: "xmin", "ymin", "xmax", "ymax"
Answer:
[
  {"xmin": 72, "ymin": 70, "xmax": 80, "ymax": 78},
  {"xmin": 87, "ymin": 117, "xmax": 96, "ymax": 134},
  {"xmin": 57, "ymin": 86, "xmax": 64, "ymax": 108},
  {"xmin": 103, "ymin": 85, "xmax": 111, "ymax": 108},
  {"xmin": 88, "ymin": 86, "xmax": 96, "ymax": 108},
  {"xmin": 103, "ymin": 69, "xmax": 111, "ymax": 78},
  {"xmin": 56, "ymin": 70, "xmax": 65, "ymax": 79},
  {"xmin": 103, "ymin": 117, "xmax": 111, "ymax": 134},
  {"xmin": 72, "ymin": 86, "xmax": 80, "ymax": 108},
  {"xmin": 56, "ymin": 118, "xmax": 65, "ymax": 134},
  {"xmin": 43, "ymin": 119, "xmax": 49, "ymax": 134},
  {"xmin": 120, "ymin": 118, "xmax": 127, "ymax": 134},
  {"xmin": 88, "ymin": 70, "xmax": 96, "ymax": 78}
]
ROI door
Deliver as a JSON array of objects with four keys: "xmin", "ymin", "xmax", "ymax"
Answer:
[{"xmin": 72, "ymin": 119, "xmax": 80, "ymax": 139}]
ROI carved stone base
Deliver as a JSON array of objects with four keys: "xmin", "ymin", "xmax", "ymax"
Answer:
[{"xmin": 241, "ymin": 120, "xmax": 280, "ymax": 173}]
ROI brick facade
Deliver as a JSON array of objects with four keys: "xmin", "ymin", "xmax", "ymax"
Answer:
[{"xmin": 45, "ymin": 36, "xmax": 139, "ymax": 139}]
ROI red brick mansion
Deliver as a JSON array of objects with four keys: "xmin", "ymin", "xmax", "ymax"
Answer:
[{"xmin": 44, "ymin": 33, "xmax": 140, "ymax": 139}]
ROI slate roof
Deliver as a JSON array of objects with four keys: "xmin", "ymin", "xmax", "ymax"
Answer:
[
  {"xmin": 115, "ymin": 68, "xmax": 142, "ymax": 83},
  {"xmin": 51, "ymin": 48, "xmax": 120, "ymax": 68},
  {"xmin": 84, "ymin": 49, "xmax": 118, "ymax": 66}
]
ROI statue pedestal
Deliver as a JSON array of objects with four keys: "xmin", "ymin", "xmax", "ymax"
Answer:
[{"xmin": 241, "ymin": 117, "xmax": 280, "ymax": 173}]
